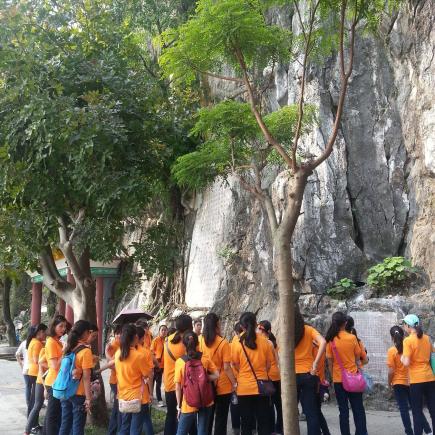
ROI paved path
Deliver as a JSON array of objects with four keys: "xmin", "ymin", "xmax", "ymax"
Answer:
[{"xmin": 1, "ymin": 359, "xmax": 432, "ymax": 435}]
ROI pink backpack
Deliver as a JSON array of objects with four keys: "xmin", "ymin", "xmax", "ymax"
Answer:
[
  {"xmin": 182, "ymin": 355, "xmax": 214, "ymax": 408},
  {"xmin": 331, "ymin": 341, "xmax": 366, "ymax": 393}
]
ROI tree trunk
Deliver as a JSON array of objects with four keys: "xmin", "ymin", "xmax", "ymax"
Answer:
[{"xmin": 2, "ymin": 277, "xmax": 18, "ymax": 346}]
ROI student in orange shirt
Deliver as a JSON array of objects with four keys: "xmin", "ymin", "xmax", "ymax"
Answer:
[
  {"xmin": 58, "ymin": 320, "xmax": 94, "ymax": 435},
  {"xmin": 24, "ymin": 324, "xmax": 47, "ymax": 435},
  {"xmin": 231, "ymin": 312, "xmax": 274, "ymax": 435},
  {"xmin": 401, "ymin": 314, "xmax": 435, "ymax": 435},
  {"xmin": 136, "ymin": 320, "xmax": 153, "ymax": 349},
  {"xmin": 230, "ymin": 322, "xmax": 243, "ymax": 435},
  {"xmin": 175, "ymin": 331, "xmax": 219, "ymax": 435},
  {"xmin": 43, "ymin": 315, "xmax": 67, "ymax": 435},
  {"xmin": 136, "ymin": 326, "xmax": 155, "ymax": 404},
  {"xmin": 163, "ymin": 314, "xmax": 194, "ymax": 435},
  {"xmin": 200, "ymin": 312, "xmax": 237, "ymax": 435},
  {"xmin": 387, "ymin": 325, "xmax": 432, "ymax": 435},
  {"xmin": 115, "ymin": 323, "xmax": 154, "ymax": 435},
  {"xmin": 193, "ymin": 319, "xmax": 203, "ymax": 336},
  {"xmin": 326, "ymin": 312, "xmax": 368, "ymax": 435},
  {"xmin": 151, "ymin": 324, "xmax": 168, "ymax": 407},
  {"xmin": 258, "ymin": 320, "xmax": 283, "ymax": 435}
]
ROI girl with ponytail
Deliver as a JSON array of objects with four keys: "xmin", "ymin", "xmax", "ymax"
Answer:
[
  {"xmin": 175, "ymin": 331, "xmax": 219, "ymax": 435},
  {"xmin": 387, "ymin": 325, "xmax": 432, "ymax": 435},
  {"xmin": 59, "ymin": 320, "xmax": 93, "ymax": 435},
  {"xmin": 326, "ymin": 312, "xmax": 368, "ymax": 435},
  {"xmin": 401, "ymin": 314, "xmax": 435, "ymax": 435},
  {"xmin": 115, "ymin": 323, "xmax": 155, "ymax": 435},
  {"xmin": 231, "ymin": 312, "xmax": 274, "ymax": 435},
  {"xmin": 200, "ymin": 312, "xmax": 237, "ymax": 435}
]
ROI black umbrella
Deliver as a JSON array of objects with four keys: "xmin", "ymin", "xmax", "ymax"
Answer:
[{"xmin": 113, "ymin": 308, "xmax": 153, "ymax": 325}]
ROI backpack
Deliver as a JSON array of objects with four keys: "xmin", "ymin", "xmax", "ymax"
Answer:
[
  {"xmin": 52, "ymin": 345, "xmax": 87, "ymax": 400},
  {"xmin": 182, "ymin": 354, "xmax": 214, "ymax": 409}
]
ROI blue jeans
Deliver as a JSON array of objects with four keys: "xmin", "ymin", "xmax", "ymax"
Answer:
[
  {"xmin": 119, "ymin": 404, "xmax": 153, "ymax": 435},
  {"xmin": 410, "ymin": 381, "xmax": 435, "ymax": 435},
  {"xmin": 59, "ymin": 395, "xmax": 86, "ymax": 435},
  {"xmin": 44, "ymin": 386, "xmax": 62, "ymax": 435},
  {"xmin": 297, "ymin": 373, "xmax": 321, "ymax": 435},
  {"xmin": 24, "ymin": 374, "xmax": 37, "ymax": 417},
  {"xmin": 334, "ymin": 382, "xmax": 367, "ymax": 435},
  {"xmin": 177, "ymin": 408, "xmax": 211, "ymax": 435},
  {"xmin": 108, "ymin": 383, "xmax": 121, "ymax": 435}
]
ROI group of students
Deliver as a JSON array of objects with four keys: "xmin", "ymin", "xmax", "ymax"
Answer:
[{"xmin": 15, "ymin": 309, "xmax": 435, "ymax": 435}]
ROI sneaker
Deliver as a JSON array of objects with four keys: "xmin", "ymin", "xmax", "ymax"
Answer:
[{"xmin": 157, "ymin": 401, "xmax": 165, "ymax": 407}]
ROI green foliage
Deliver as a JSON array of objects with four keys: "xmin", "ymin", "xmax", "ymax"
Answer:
[
  {"xmin": 367, "ymin": 257, "xmax": 414, "ymax": 289},
  {"xmin": 327, "ymin": 278, "xmax": 357, "ymax": 300},
  {"xmin": 216, "ymin": 245, "xmax": 237, "ymax": 262}
]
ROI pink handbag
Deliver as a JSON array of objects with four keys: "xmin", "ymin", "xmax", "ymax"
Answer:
[{"xmin": 331, "ymin": 341, "xmax": 366, "ymax": 393}]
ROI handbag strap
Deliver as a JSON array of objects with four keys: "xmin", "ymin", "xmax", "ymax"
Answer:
[
  {"xmin": 165, "ymin": 338, "xmax": 177, "ymax": 362},
  {"xmin": 240, "ymin": 340, "xmax": 259, "ymax": 383},
  {"xmin": 330, "ymin": 341, "xmax": 345, "ymax": 371}
]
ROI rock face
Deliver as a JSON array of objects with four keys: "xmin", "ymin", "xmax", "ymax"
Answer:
[{"xmin": 182, "ymin": 1, "xmax": 434, "ymax": 325}]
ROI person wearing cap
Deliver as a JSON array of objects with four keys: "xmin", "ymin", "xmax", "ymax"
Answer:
[{"xmin": 401, "ymin": 314, "xmax": 435, "ymax": 435}]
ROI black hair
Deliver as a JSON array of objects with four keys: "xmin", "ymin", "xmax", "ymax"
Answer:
[
  {"xmin": 345, "ymin": 316, "xmax": 361, "ymax": 343},
  {"xmin": 259, "ymin": 320, "xmax": 277, "ymax": 349},
  {"xmin": 113, "ymin": 324, "xmax": 123, "ymax": 335},
  {"xmin": 326, "ymin": 312, "xmax": 347, "ymax": 342},
  {"xmin": 390, "ymin": 326, "xmax": 404, "ymax": 354},
  {"xmin": 234, "ymin": 322, "xmax": 243, "ymax": 334},
  {"xmin": 194, "ymin": 319, "xmax": 202, "ymax": 325},
  {"xmin": 89, "ymin": 323, "xmax": 98, "ymax": 331},
  {"xmin": 136, "ymin": 320, "xmax": 149, "ymax": 329},
  {"xmin": 26, "ymin": 324, "xmax": 46, "ymax": 348},
  {"xmin": 295, "ymin": 310, "xmax": 305, "ymax": 348},
  {"xmin": 159, "ymin": 324, "xmax": 168, "ymax": 332},
  {"xmin": 203, "ymin": 312, "xmax": 220, "ymax": 347},
  {"xmin": 120, "ymin": 324, "xmax": 137, "ymax": 361},
  {"xmin": 136, "ymin": 326, "xmax": 145, "ymax": 340},
  {"xmin": 183, "ymin": 331, "xmax": 200, "ymax": 360},
  {"xmin": 239, "ymin": 312, "xmax": 257, "ymax": 350},
  {"xmin": 48, "ymin": 315, "xmax": 67, "ymax": 338},
  {"xmin": 168, "ymin": 327, "xmax": 177, "ymax": 336},
  {"xmin": 171, "ymin": 314, "xmax": 193, "ymax": 344},
  {"xmin": 415, "ymin": 324, "xmax": 423, "ymax": 339},
  {"xmin": 65, "ymin": 320, "xmax": 91, "ymax": 355}
]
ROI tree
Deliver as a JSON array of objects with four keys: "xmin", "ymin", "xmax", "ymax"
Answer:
[
  {"xmin": 161, "ymin": 0, "xmax": 400, "ymax": 433},
  {"xmin": 2, "ymin": 275, "xmax": 17, "ymax": 346},
  {"xmin": 0, "ymin": 0, "xmax": 195, "ymax": 324}
]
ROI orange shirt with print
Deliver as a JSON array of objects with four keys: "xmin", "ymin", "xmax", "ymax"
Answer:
[
  {"xmin": 75, "ymin": 346, "xmax": 95, "ymax": 396},
  {"xmin": 295, "ymin": 325, "xmax": 321, "ymax": 374},
  {"xmin": 151, "ymin": 336, "xmax": 165, "ymax": 369},
  {"xmin": 386, "ymin": 346, "xmax": 408, "ymax": 386},
  {"xmin": 231, "ymin": 332, "xmax": 274, "ymax": 396},
  {"xmin": 199, "ymin": 335, "xmax": 232, "ymax": 395},
  {"xmin": 36, "ymin": 348, "xmax": 46, "ymax": 385},
  {"xmin": 174, "ymin": 355, "xmax": 217, "ymax": 413},
  {"xmin": 163, "ymin": 333, "xmax": 186, "ymax": 392},
  {"xmin": 403, "ymin": 334, "xmax": 435, "ymax": 384},
  {"xmin": 28, "ymin": 338, "xmax": 43, "ymax": 377},
  {"xmin": 45, "ymin": 336, "xmax": 63, "ymax": 386},
  {"xmin": 268, "ymin": 342, "xmax": 280, "ymax": 382},
  {"xmin": 115, "ymin": 347, "xmax": 154, "ymax": 404},
  {"xmin": 326, "ymin": 331, "xmax": 362, "ymax": 383},
  {"xmin": 108, "ymin": 337, "xmax": 120, "ymax": 385}
]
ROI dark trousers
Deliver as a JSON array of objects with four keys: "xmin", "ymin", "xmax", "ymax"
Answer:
[
  {"xmin": 208, "ymin": 393, "xmax": 231, "ymax": 435},
  {"xmin": 108, "ymin": 383, "xmax": 121, "ymax": 435},
  {"xmin": 154, "ymin": 369, "xmax": 163, "ymax": 402},
  {"xmin": 230, "ymin": 401, "xmax": 240, "ymax": 430},
  {"xmin": 59, "ymin": 395, "xmax": 86, "ymax": 435},
  {"xmin": 164, "ymin": 391, "xmax": 197, "ymax": 435},
  {"xmin": 119, "ymin": 404, "xmax": 153, "ymax": 435},
  {"xmin": 268, "ymin": 380, "xmax": 283, "ymax": 433},
  {"xmin": 43, "ymin": 386, "xmax": 62, "ymax": 435},
  {"xmin": 26, "ymin": 382, "xmax": 45, "ymax": 433},
  {"xmin": 297, "ymin": 373, "xmax": 321, "ymax": 435},
  {"xmin": 238, "ymin": 394, "xmax": 271, "ymax": 435},
  {"xmin": 317, "ymin": 396, "xmax": 331, "ymax": 435},
  {"xmin": 25, "ymin": 375, "xmax": 37, "ymax": 417},
  {"xmin": 410, "ymin": 381, "xmax": 435, "ymax": 435},
  {"xmin": 334, "ymin": 382, "xmax": 367, "ymax": 435}
]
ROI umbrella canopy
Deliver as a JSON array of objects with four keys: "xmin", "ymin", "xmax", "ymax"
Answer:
[{"xmin": 113, "ymin": 308, "xmax": 153, "ymax": 325}]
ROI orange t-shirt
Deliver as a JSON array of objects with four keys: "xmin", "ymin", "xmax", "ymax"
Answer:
[
  {"xmin": 295, "ymin": 325, "xmax": 321, "ymax": 374},
  {"xmin": 231, "ymin": 332, "xmax": 274, "ymax": 396},
  {"xmin": 45, "ymin": 336, "xmax": 63, "ymax": 386},
  {"xmin": 313, "ymin": 346, "xmax": 326, "ymax": 383},
  {"xmin": 115, "ymin": 347, "xmax": 154, "ymax": 404},
  {"xmin": 230, "ymin": 337, "xmax": 240, "ymax": 380},
  {"xmin": 163, "ymin": 333, "xmax": 187, "ymax": 392},
  {"xmin": 108, "ymin": 337, "xmax": 120, "ymax": 385},
  {"xmin": 36, "ymin": 348, "xmax": 46, "ymax": 385},
  {"xmin": 151, "ymin": 336, "xmax": 165, "ymax": 369},
  {"xmin": 28, "ymin": 338, "xmax": 43, "ymax": 377},
  {"xmin": 326, "ymin": 331, "xmax": 362, "ymax": 383},
  {"xmin": 268, "ymin": 342, "xmax": 280, "ymax": 382},
  {"xmin": 386, "ymin": 346, "xmax": 408, "ymax": 386},
  {"xmin": 403, "ymin": 334, "xmax": 435, "ymax": 384},
  {"xmin": 74, "ymin": 346, "xmax": 95, "ymax": 396},
  {"xmin": 143, "ymin": 331, "xmax": 153, "ymax": 349},
  {"xmin": 199, "ymin": 335, "xmax": 232, "ymax": 395},
  {"xmin": 174, "ymin": 355, "xmax": 217, "ymax": 413}
]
